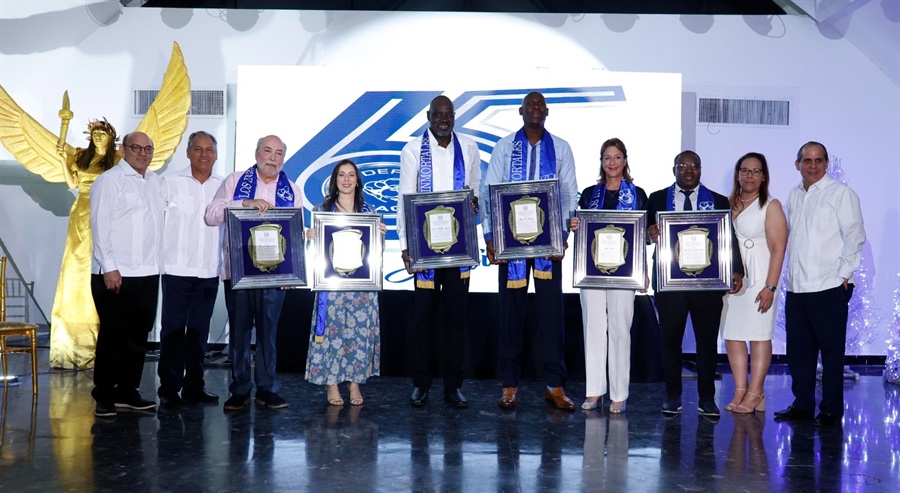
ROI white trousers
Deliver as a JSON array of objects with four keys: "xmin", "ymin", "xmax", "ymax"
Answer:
[{"xmin": 580, "ymin": 288, "xmax": 635, "ymax": 401}]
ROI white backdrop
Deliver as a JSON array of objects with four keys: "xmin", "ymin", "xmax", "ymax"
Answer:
[{"xmin": 236, "ymin": 66, "xmax": 681, "ymax": 292}]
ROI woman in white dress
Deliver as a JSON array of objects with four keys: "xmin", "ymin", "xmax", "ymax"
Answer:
[{"xmin": 721, "ymin": 152, "xmax": 787, "ymax": 414}]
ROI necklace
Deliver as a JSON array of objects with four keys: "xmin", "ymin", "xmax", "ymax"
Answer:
[
  {"xmin": 336, "ymin": 200, "xmax": 354, "ymax": 212},
  {"xmin": 739, "ymin": 194, "xmax": 759, "ymax": 203}
]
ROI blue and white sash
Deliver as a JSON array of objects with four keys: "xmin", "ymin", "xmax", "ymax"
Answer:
[
  {"xmin": 665, "ymin": 183, "xmax": 715, "ymax": 211},
  {"xmin": 507, "ymin": 128, "xmax": 556, "ymax": 288},
  {"xmin": 415, "ymin": 130, "xmax": 469, "ymax": 289},
  {"xmin": 233, "ymin": 165, "xmax": 295, "ymax": 207},
  {"xmin": 587, "ymin": 180, "xmax": 637, "ymax": 210},
  {"xmin": 314, "ymin": 202, "xmax": 372, "ymax": 343}
]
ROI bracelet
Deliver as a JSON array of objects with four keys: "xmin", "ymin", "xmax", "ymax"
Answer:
[{"xmin": 765, "ymin": 285, "xmax": 777, "ymax": 292}]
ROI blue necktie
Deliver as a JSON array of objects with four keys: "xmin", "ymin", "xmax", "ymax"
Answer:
[
  {"xmin": 681, "ymin": 190, "xmax": 693, "ymax": 211},
  {"xmin": 529, "ymin": 143, "xmax": 537, "ymax": 180}
]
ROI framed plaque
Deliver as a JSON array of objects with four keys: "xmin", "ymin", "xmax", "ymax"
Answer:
[
  {"xmin": 655, "ymin": 210, "xmax": 734, "ymax": 291},
  {"xmin": 310, "ymin": 212, "xmax": 383, "ymax": 291},
  {"xmin": 489, "ymin": 179, "xmax": 564, "ymax": 260},
  {"xmin": 403, "ymin": 189, "xmax": 479, "ymax": 270},
  {"xmin": 226, "ymin": 207, "xmax": 306, "ymax": 290},
  {"xmin": 573, "ymin": 209, "xmax": 647, "ymax": 289}
]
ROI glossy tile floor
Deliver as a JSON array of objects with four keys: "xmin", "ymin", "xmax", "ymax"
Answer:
[{"xmin": 1, "ymin": 351, "xmax": 898, "ymax": 492}]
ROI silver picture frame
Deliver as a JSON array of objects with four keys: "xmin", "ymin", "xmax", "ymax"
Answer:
[
  {"xmin": 226, "ymin": 207, "xmax": 307, "ymax": 290},
  {"xmin": 489, "ymin": 179, "xmax": 564, "ymax": 260},
  {"xmin": 403, "ymin": 189, "xmax": 479, "ymax": 270},
  {"xmin": 310, "ymin": 212, "xmax": 384, "ymax": 291},
  {"xmin": 655, "ymin": 210, "xmax": 734, "ymax": 291},
  {"xmin": 573, "ymin": 209, "xmax": 647, "ymax": 289}
]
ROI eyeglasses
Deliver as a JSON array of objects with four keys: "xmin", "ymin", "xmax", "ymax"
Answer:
[
  {"xmin": 739, "ymin": 168, "xmax": 763, "ymax": 177},
  {"xmin": 126, "ymin": 144, "xmax": 154, "ymax": 154},
  {"xmin": 675, "ymin": 163, "xmax": 700, "ymax": 170}
]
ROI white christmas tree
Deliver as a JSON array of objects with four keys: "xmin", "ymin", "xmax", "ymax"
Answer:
[{"xmin": 884, "ymin": 273, "xmax": 900, "ymax": 385}]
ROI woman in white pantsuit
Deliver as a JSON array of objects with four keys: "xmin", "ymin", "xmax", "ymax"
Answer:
[{"xmin": 571, "ymin": 138, "xmax": 647, "ymax": 413}]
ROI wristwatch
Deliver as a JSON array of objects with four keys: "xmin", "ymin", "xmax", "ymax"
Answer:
[{"xmin": 765, "ymin": 285, "xmax": 777, "ymax": 292}]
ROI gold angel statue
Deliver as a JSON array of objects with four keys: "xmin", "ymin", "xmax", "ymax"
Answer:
[{"xmin": 0, "ymin": 42, "xmax": 191, "ymax": 369}]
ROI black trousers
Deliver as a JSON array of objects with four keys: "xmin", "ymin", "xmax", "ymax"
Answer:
[
  {"xmin": 409, "ymin": 268, "xmax": 469, "ymax": 390},
  {"xmin": 158, "ymin": 274, "xmax": 219, "ymax": 394},
  {"xmin": 91, "ymin": 274, "xmax": 159, "ymax": 402},
  {"xmin": 785, "ymin": 285, "xmax": 853, "ymax": 416},
  {"xmin": 654, "ymin": 290, "xmax": 724, "ymax": 400},
  {"xmin": 497, "ymin": 259, "xmax": 566, "ymax": 388}
]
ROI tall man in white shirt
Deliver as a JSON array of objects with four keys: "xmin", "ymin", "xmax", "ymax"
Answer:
[
  {"xmin": 205, "ymin": 135, "xmax": 302, "ymax": 411},
  {"xmin": 397, "ymin": 96, "xmax": 481, "ymax": 408},
  {"xmin": 775, "ymin": 142, "xmax": 866, "ymax": 427},
  {"xmin": 90, "ymin": 131, "xmax": 165, "ymax": 417},
  {"xmin": 157, "ymin": 131, "xmax": 224, "ymax": 407},
  {"xmin": 481, "ymin": 91, "xmax": 578, "ymax": 410}
]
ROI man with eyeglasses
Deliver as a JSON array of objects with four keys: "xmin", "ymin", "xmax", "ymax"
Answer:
[
  {"xmin": 647, "ymin": 150, "xmax": 744, "ymax": 420},
  {"xmin": 89, "ymin": 131, "xmax": 165, "ymax": 417},
  {"xmin": 774, "ymin": 141, "xmax": 865, "ymax": 427},
  {"xmin": 205, "ymin": 135, "xmax": 301, "ymax": 411}
]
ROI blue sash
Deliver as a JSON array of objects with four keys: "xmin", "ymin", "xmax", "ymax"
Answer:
[
  {"xmin": 415, "ymin": 130, "xmax": 470, "ymax": 289},
  {"xmin": 588, "ymin": 180, "xmax": 637, "ymax": 210},
  {"xmin": 665, "ymin": 183, "xmax": 715, "ymax": 211},
  {"xmin": 314, "ymin": 202, "xmax": 372, "ymax": 343},
  {"xmin": 233, "ymin": 165, "xmax": 295, "ymax": 207},
  {"xmin": 507, "ymin": 129, "xmax": 556, "ymax": 288}
]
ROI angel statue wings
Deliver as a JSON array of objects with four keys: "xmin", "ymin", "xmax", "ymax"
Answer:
[{"xmin": 0, "ymin": 42, "xmax": 191, "ymax": 370}]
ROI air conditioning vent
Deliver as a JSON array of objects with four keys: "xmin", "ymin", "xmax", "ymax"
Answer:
[
  {"xmin": 133, "ymin": 90, "xmax": 225, "ymax": 117},
  {"xmin": 698, "ymin": 98, "xmax": 789, "ymax": 126}
]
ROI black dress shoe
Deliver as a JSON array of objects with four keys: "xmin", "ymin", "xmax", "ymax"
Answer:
[
  {"xmin": 95, "ymin": 400, "xmax": 118, "ymax": 418},
  {"xmin": 661, "ymin": 397, "xmax": 682, "ymax": 417},
  {"xmin": 410, "ymin": 387, "xmax": 430, "ymax": 407},
  {"xmin": 444, "ymin": 388, "xmax": 468, "ymax": 408},
  {"xmin": 698, "ymin": 399, "xmax": 720, "ymax": 417},
  {"xmin": 182, "ymin": 388, "xmax": 220, "ymax": 404},
  {"xmin": 158, "ymin": 390, "xmax": 183, "ymax": 408},
  {"xmin": 774, "ymin": 405, "xmax": 814, "ymax": 421},
  {"xmin": 813, "ymin": 411, "xmax": 841, "ymax": 427}
]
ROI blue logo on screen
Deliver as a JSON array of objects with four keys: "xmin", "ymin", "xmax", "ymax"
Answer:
[{"xmin": 284, "ymin": 87, "xmax": 625, "ymax": 239}]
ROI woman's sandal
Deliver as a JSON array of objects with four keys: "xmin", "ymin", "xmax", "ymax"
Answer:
[
  {"xmin": 609, "ymin": 401, "xmax": 627, "ymax": 414},
  {"xmin": 327, "ymin": 385, "xmax": 344, "ymax": 406},
  {"xmin": 349, "ymin": 383, "xmax": 364, "ymax": 406},
  {"xmin": 733, "ymin": 392, "xmax": 766, "ymax": 414},
  {"xmin": 724, "ymin": 388, "xmax": 747, "ymax": 412}
]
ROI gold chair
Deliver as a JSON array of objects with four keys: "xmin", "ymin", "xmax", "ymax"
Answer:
[{"xmin": 0, "ymin": 256, "xmax": 38, "ymax": 394}]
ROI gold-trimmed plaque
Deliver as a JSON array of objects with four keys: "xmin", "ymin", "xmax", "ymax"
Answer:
[
  {"xmin": 423, "ymin": 205, "xmax": 459, "ymax": 254},
  {"xmin": 329, "ymin": 227, "xmax": 366, "ymax": 276},
  {"xmin": 592, "ymin": 225, "xmax": 629, "ymax": 274},
  {"xmin": 248, "ymin": 223, "xmax": 286, "ymax": 272},
  {"xmin": 508, "ymin": 195, "xmax": 545, "ymax": 245},
  {"xmin": 674, "ymin": 225, "xmax": 712, "ymax": 276}
]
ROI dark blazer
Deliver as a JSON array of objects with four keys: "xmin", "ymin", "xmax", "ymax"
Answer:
[{"xmin": 646, "ymin": 185, "xmax": 744, "ymax": 290}]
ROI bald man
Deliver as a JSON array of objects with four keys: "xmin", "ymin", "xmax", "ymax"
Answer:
[{"xmin": 90, "ymin": 131, "xmax": 165, "ymax": 417}]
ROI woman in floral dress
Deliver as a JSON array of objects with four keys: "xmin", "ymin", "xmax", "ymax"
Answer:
[{"xmin": 305, "ymin": 160, "xmax": 383, "ymax": 405}]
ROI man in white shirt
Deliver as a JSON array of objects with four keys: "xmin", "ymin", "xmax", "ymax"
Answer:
[
  {"xmin": 205, "ymin": 135, "xmax": 302, "ymax": 411},
  {"xmin": 157, "ymin": 131, "xmax": 224, "ymax": 407},
  {"xmin": 480, "ymin": 91, "xmax": 578, "ymax": 411},
  {"xmin": 397, "ymin": 95, "xmax": 481, "ymax": 409},
  {"xmin": 90, "ymin": 131, "xmax": 165, "ymax": 417},
  {"xmin": 775, "ymin": 141, "xmax": 866, "ymax": 427}
]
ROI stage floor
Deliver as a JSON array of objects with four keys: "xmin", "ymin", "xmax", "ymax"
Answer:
[{"xmin": 1, "ymin": 351, "xmax": 898, "ymax": 492}]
